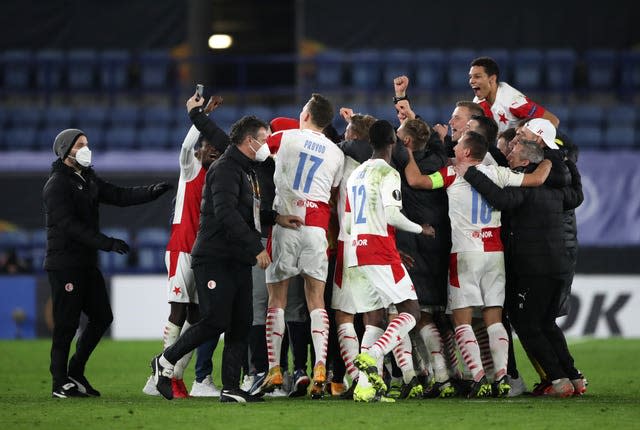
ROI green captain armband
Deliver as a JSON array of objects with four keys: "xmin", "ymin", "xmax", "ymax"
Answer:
[{"xmin": 428, "ymin": 171, "xmax": 444, "ymax": 189}]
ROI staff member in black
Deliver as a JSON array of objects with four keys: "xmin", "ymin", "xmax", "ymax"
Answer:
[
  {"xmin": 151, "ymin": 109, "xmax": 302, "ymax": 403},
  {"xmin": 44, "ymin": 128, "xmax": 171, "ymax": 398}
]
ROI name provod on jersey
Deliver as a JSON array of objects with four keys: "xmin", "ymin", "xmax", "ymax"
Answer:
[
  {"xmin": 295, "ymin": 199, "xmax": 319, "ymax": 208},
  {"xmin": 303, "ymin": 140, "xmax": 326, "ymax": 154}
]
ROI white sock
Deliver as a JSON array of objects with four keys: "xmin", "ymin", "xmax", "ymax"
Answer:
[
  {"xmin": 172, "ymin": 321, "xmax": 194, "ymax": 379},
  {"xmin": 163, "ymin": 321, "xmax": 181, "ymax": 350},
  {"xmin": 419, "ymin": 323, "xmax": 448, "ymax": 383},
  {"xmin": 455, "ymin": 324, "xmax": 485, "ymax": 382},
  {"xmin": 370, "ymin": 313, "xmax": 416, "ymax": 358},
  {"xmin": 442, "ymin": 328, "xmax": 463, "ymax": 379},
  {"xmin": 487, "ymin": 322, "xmax": 509, "ymax": 380},
  {"xmin": 337, "ymin": 322, "xmax": 360, "ymax": 381},
  {"xmin": 310, "ymin": 308, "xmax": 330, "ymax": 367},
  {"xmin": 266, "ymin": 307, "xmax": 285, "ymax": 369},
  {"xmin": 159, "ymin": 354, "xmax": 174, "ymax": 374},
  {"xmin": 358, "ymin": 325, "xmax": 384, "ymax": 388},
  {"xmin": 392, "ymin": 335, "xmax": 416, "ymax": 384},
  {"xmin": 474, "ymin": 322, "xmax": 495, "ymax": 380}
]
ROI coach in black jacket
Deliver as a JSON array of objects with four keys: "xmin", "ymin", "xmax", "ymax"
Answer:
[
  {"xmin": 463, "ymin": 139, "xmax": 584, "ymax": 392},
  {"xmin": 44, "ymin": 129, "xmax": 171, "ymax": 398},
  {"xmin": 151, "ymin": 114, "xmax": 302, "ymax": 402}
]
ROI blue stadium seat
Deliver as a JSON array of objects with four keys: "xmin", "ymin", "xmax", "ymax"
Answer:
[
  {"xmin": 571, "ymin": 105, "xmax": 604, "ymax": 129},
  {"xmin": 239, "ymin": 105, "xmax": 273, "ymax": 123},
  {"xmin": 350, "ymin": 49, "xmax": 382, "ymax": 90},
  {"xmin": 35, "ymin": 50, "xmax": 65, "ymax": 90},
  {"xmin": 108, "ymin": 106, "xmax": 140, "ymax": 126},
  {"xmin": 209, "ymin": 105, "xmax": 240, "ymax": 134},
  {"xmin": 314, "ymin": 50, "xmax": 345, "ymax": 88},
  {"xmin": 411, "ymin": 104, "xmax": 439, "ymax": 124},
  {"xmin": 75, "ymin": 106, "xmax": 108, "ymax": 127},
  {"xmin": 272, "ymin": 104, "xmax": 298, "ymax": 122},
  {"xmin": 36, "ymin": 126, "xmax": 64, "ymax": 151},
  {"xmin": 138, "ymin": 124, "xmax": 171, "ymax": 149},
  {"xmin": 7, "ymin": 107, "xmax": 42, "ymax": 128},
  {"xmin": 67, "ymin": 50, "xmax": 98, "ymax": 89},
  {"xmin": 512, "ymin": 49, "xmax": 544, "ymax": 91},
  {"xmin": 3, "ymin": 127, "xmax": 37, "ymax": 150},
  {"xmin": 604, "ymin": 127, "xmax": 635, "ymax": 148},
  {"xmin": 621, "ymin": 50, "xmax": 640, "ymax": 93},
  {"xmin": 0, "ymin": 230, "xmax": 31, "ymax": 262},
  {"xmin": 99, "ymin": 50, "xmax": 131, "ymax": 90},
  {"xmin": 141, "ymin": 106, "xmax": 174, "ymax": 127},
  {"xmin": 446, "ymin": 49, "xmax": 476, "ymax": 91},
  {"xmin": 103, "ymin": 126, "xmax": 137, "ymax": 150},
  {"xmin": 370, "ymin": 105, "xmax": 396, "ymax": 124},
  {"xmin": 544, "ymin": 104, "xmax": 570, "ymax": 128},
  {"xmin": 478, "ymin": 49, "xmax": 511, "ymax": 81},
  {"xmin": 100, "ymin": 228, "xmax": 131, "ymax": 272},
  {"xmin": 414, "ymin": 49, "xmax": 445, "ymax": 91},
  {"xmin": 136, "ymin": 227, "xmax": 169, "ymax": 271},
  {"xmin": 605, "ymin": 105, "xmax": 636, "ymax": 129},
  {"xmin": 382, "ymin": 49, "xmax": 413, "ymax": 87},
  {"xmin": 570, "ymin": 126, "xmax": 603, "ymax": 148},
  {"xmin": 439, "ymin": 105, "xmax": 454, "ymax": 124},
  {"xmin": 139, "ymin": 50, "xmax": 172, "ymax": 89},
  {"xmin": 545, "ymin": 49, "xmax": 577, "ymax": 92},
  {"xmin": 2, "ymin": 50, "xmax": 32, "ymax": 89},
  {"xmin": 42, "ymin": 107, "xmax": 75, "ymax": 129},
  {"xmin": 584, "ymin": 49, "xmax": 619, "ymax": 90},
  {"xmin": 79, "ymin": 126, "xmax": 104, "ymax": 147},
  {"xmin": 170, "ymin": 126, "xmax": 191, "ymax": 149}
]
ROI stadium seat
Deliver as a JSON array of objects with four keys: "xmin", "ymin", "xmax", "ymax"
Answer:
[
  {"xmin": 314, "ymin": 50, "xmax": 345, "ymax": 88},
  {"xmin": 621, "ymin": 50, "xmax": 640, "ymax": 94},
  {"xmin": 370, "ymin": 105, "xmax": 396, "ymax": 124},
  {"xmin": 544, "ymin": 104, "xmax": 570, "ymax": 128},
  {"xmin": 571, "ymin": 105, "xmax": 604, "ymax": 129},
  {"xmin": 512, "ymin": 49, "xmax": 544, "ymax": 91},
  {"xmin": 446, "ymin": 49, "xmax": 476, "ymax": 91},
  {"xmin": 570, "ymin": 126, "xmax": 603, "ymax": 148},
  {"xmin": 414, "ymin": 49, "xmax": 445, "ymax": 91},
  {"xmin": 604, "ymin": 127, "xmax": 635, "ymax": 148},
  {"xmin": 584, "ymin": 49, "xmax": 619, "ymax": 90},
  {"xmin": 0, "ymin": 230, "xmax": 31, "ymax": 262},
  {"xmin": 135, "ymin": 227, "xmax": 169, "ymax": 271},
  {"xmin": 78, "ymin": 126, "xmax": 104, "ymax": 148},
  {"xmin": 239, "ymin": 105, "xmax": 273, "ymax": 123},
  {"xmin": 67, "ymin": 50, "xmax": 98, "ymax": 89},
  {"xmin": 141, "ymin": 106, "xmax": 175, "ymax": 127},
  {"xmin": 29, "ymin": 229, "xmax": 47, "ymax": 272},
  {"xmin": 439, "ymin": 105, "xmax": 454, "ymax": 124},
  {"xmin": 103, "ymin": 126, "xmax": 137, "ymax": 150},
  {"xmin": 382, "ymin": 49, "xmax": 413, "ymax": 87},
  {"xmin": 35, "ymin": 50, "xmax": 65, "ymax": 90},
  {"xmin": 108, "ymin": 106, "xmax": 140, "ymax": 126},
  {"xmin": 75, "ymin": 106, "xmax": 108, "ymax": 127},
  {"xmin": 99, "ymin": 50, "xmax": 131, "ymax": 90},
  {"xmin": 272, "ymin": 104, "xmax": 299, "ymax": 122},
  {"xmin": 478, "ymin": 49, "xmax": 511, "ymax": 81},
  {"xmin": 42, "ymin": 107, "xmax": 75, "ymax": 130},
  {"xmin": 411, "ymin": 104, "xmax": 439, "ymax": 124},
  {"xmin": 137, "ymin": 124, "xmax": 171, "ymax": 149},
  {"xmin": 7, "ymin": 107, "xmax": 42, "ymax": 128},
  {"xmin": 3, "ymin": 127, "xmax": 37, "ymax": 150},
  {"xmin": 350, "ymin": 49, "xmax": 382, "ymax": 90},
  {"xmin": 605, "ymin": 105, "xmax": 636, "ymax": 129},
  {"xmin": 139, "ymin": 50, "xmax": 172, "ymax": 89},
  {"xmin": 2, "ymin": 50, "xmax": 32, "ymax": 90},
  {"xmin": 545, "ymin": 49, "xmax": 577, "ymax": 92},
  {"xmin": 100, "ymin": 228, "xmax": 131, "ymax": 272}
]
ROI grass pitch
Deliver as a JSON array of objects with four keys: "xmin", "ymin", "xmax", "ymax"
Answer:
[{"xmin": 1, "ymin": 338, "xmax": 639, "ymax": 429}]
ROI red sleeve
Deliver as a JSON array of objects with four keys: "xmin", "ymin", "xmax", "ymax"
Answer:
[
  {"xmin": 267, "ymin": 131, "xmax": 284, "ymax": 154},
  {"xmin": 439, "ymin": 166, "xmax": 457, "ymax": 188},
  {"xmin": 477, "ymin": 100, "xmax": 492, "ymax": 118},
  {"xmin": 509, "ymin": 97, "xmax": 546, "ymax": 119}
]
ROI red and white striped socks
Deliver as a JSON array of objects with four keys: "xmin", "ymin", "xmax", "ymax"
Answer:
[
  {"xmin": 369, "ymin": 312, "xmax": 416, "ymax": 359},
  {"xmin": 487, "ymin": 322, "xmax": 509, "ymax": 380},
  {"xmin": 419, "ymin": 323, "xmax": 449, "ymax": 383},
  {"xmin": 454, "ymin": 324, "xmax": 485, "ymax": 382},
  {"xmin": 358, "ymin": 325, "xmax": 385, "ymax": 388},
  {"xmin": 266, "ymin": 307, "xmax": 285, "ymax": 369},
  {"xmin": 310, "ymin": 308, "xmax": 329, "ymax": 367},
  {"xmin": 337, "ymin": 322, "xmax": 360, "ymax": 381},
  {"xmin": 392, "ymin": 335, "xmax": 416, "ymax": 383}
]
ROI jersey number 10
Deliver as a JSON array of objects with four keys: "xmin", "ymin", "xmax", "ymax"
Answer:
[
  {"xmin": 471, "ymin": 188, "xmax": 492, "ymax": 224},
  {"xmin": 293, "ymin": 152, "xmax": 324, "ymax": 193}
]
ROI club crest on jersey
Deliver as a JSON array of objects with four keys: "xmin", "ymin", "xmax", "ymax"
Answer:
[
  {"xmin": 64, "ymin": 283, "xmax": 74, "ymax": 292},
  {"xmin": 392, "ymin": 189, "xmax": 402, "ymax": 201},
  {"xmin": 208, "ymin": 280, "xmax": 216, "ymax": 289}
]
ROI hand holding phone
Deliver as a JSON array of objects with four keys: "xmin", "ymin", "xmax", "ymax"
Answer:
[{"xmin": 195, "ymin": 84, "xmax": 204, "ymax": 101}]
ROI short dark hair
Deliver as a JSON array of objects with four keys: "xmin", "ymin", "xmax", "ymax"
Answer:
[
  {"xmin": 470, "ymin": 56, "xmax": 500, "ymax": 82},
  {"xmin": 229, "ymin": 115, "xmax": 268, "ymax": 146},
  {"xmin": 349, "ymin": 114, "xmax": 377, "ymax": 141},
  {"xmin": 401, "ymin": 118, "xmax": 431, "ymax": 150},
  {"xmin": 455, "ymin": 100, "xmax": 484, "ymax": 117},
  {"xmin": 470, "ymin": 114, "xmax": 499, "ymax": 144},
  {"xmin": 461, "ymin": 130, "xmax": 488, "ymax": 161},
  {"xmin": 498, "ymin": 128, "xmax": 516, "ymax": 143},
  {"xmin": 306, "ymin": 93, "xmax": 334, "ymax": 129},
  {"xmin": 369, "ymin": 120, "xmax": 396, "ymax": 151}
]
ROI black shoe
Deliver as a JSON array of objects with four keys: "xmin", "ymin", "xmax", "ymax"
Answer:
[
  {"xmin": 399, "ymin": 376, "xmax": 423, "ymax": 399},
  {"xmin": 52, "ymin": 382, "xmax": 89, "ymax": 398},
  {"xmin": 69, "ymin": 375, "xmax": 101, "ymax": 397},
  {"xmin": 150, "ymin": 355, "xmax": 174, "ymax": 400},
  {"xmin": 339, "ymin": 379, "xmax": 357, "ymax": 400},
  {"xmin": 220, "ymin": 388, "xmax": 265, "ymax": 403},
  {"xmin": 467, "ymin": 376, "xmax": 492, "ymax": 399}
]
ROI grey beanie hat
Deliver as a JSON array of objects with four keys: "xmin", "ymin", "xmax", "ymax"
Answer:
[{"xmin": 53, "ymin": 128, "xmax": 85, "ymax": 160}]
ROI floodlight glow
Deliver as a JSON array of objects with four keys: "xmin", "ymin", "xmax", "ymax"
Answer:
[{"xmin": 208, "ymin": 34, "xmax": 233, "ymax": 49}]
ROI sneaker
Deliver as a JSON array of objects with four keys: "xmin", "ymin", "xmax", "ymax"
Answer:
[
  {"xmin": 531, "ymin": 380, "xmax": 552, "ymax": 397},
  {"xmin": 310, "ymin": 363, "xmax": 326, "ymax": 399},
  {"xmin": 399, "ymin": 376, "xmax": 423, "ymax": 399},
  {"xmin": 329, "ymin": 382, "xmax": 346, "ymax": 396},
  {"xmin": 454, "ymin": 379, "xmax": 474, "ymax": 397},
  {"xmin": 68, "ymin": 374, "xmax": 100, "ymax": 397},
  {"xmin": 190, "ymin": 375, "xmax": 221, "ymax": 397},
  {"xmin": 387, "ymin": 380, "xmax": 402, "ymax": 399},
  {"xmin": 52, "ymin": 381, "xmax": 89, "ymax": 398},
  {"xmin": 353, "ymin": 384, "xmax": 377, "ymax": 402},
  {"xmin": 142, "ymin": 375, "xmax": 160, "ymax": 396},
  {"xmin": 491, "ymin": 376, "xmax": 511, "ymax": 398},
  {"xmin": 288, "ymin": 369, "xmax": 310, "ymax": 398},
  {"xmin": 265, "ymin": 387, "xmax": 289, "ymax": 397},
  {"xmin": 249, "ymin": 372, "xmax": 266, "ymax": 396},
  {"xmin": 437, "ymin": 380, "xmax": 457, "ymax": 398},
  {"xmin": 259, "ymin": 366, "xmax": 283, "ymax": 394},
  {"xmin": 240, "ymin": 374, "xmax": 254, "ymax": 392},
  {"xmin": 506, "ymin": 375, "xmax": 527, "ymax": 397},
  {"xmin": 543, "ymin": 378, "xmax": 575, "ymax": 398},
  {"xmin": 467, "ymin": 376, "xmax": 492, "ymax": 399},
  {"xmin": 340, "ymin": 380, "xmax": 357, "ymax": 400},
  {"xmin": 353, "ymin": 352, "xmax": 387, "ymax": 393},
  {"xmin": 571, "ymin": 372, "xmax": 588, "ymax": 396},
  {"xmin": 220, "ymin": 388, "xmax": 265, "ymax": 403},
  {"xmin": 151, "ymin": 355, "xmax": 174, "ymax": 400}
]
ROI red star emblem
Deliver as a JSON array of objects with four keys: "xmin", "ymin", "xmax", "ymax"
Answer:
[
  {"xmin": 498, "ymin": 113, "xmax": 508, "ymax": 124},
  {"xmin": 396, "ymin": 335, "xmax": 402, "ymax": 342},
  {"xmin": 172, "ymin": 286, "xmax": 181, "ymax": 295}
]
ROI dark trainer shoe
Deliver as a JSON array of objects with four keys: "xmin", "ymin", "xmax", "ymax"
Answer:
[
  {"xmin": 220, "ymin": 388, "xmax": 265, "ymax": 403},
  {"xmin": 52, "ymin": 382, "xmax": 89, "ymax": 399},
  {"xmin": 69, "ymin": 375, "xmax": 101, "ymax": 397}
]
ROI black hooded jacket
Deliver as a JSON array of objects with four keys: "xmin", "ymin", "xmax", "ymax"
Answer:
[{"xmin": 42, "ymin": 159, "xmax": 162, "ymax": 270}]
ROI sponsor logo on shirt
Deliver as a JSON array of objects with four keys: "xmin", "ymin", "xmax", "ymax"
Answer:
[
  {"xmin": 295, "ymin": 199, "xmax": 318, "ymax": 208},
  {"xmin": 471, "ymin": 230, "xmax": 494, "ymax": 239},
  {"xmin": 352, "ymin": 238, "xmax": 368, "ymax": 246}
]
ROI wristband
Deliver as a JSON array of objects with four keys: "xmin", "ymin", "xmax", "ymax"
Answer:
[{"xmin": 393, "ymin": 95, "xmax": 409, "ymax": 104}]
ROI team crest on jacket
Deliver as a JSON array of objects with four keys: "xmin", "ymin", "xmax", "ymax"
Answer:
[
  {"xmin": 392, "ymin": 189, "xmax": 402, "ymax": 201},
  {"xmin": 207, "ymin": 280, "xmax": 217, "ymax": 289},
  {"xmin": 65, "ymin": 283, "xmax": 74, "ymax": 292}
]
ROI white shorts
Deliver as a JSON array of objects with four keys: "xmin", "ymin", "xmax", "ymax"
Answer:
[
  {"xmin": 447, "ymin": 251, "xmax": 505, "ymax": 311},
  {"xmin": 165, "ymin": 251, "xmax": 198, "ymax": 304},
  {"xmin": 265, "ymin": 224, "xmax": 328, "ymax": 283},
  {"xmin": 360, "ymin": 264, "xmax": 417, "ymax": 311}
]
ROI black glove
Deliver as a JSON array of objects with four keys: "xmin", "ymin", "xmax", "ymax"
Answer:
[
  {"xmin": 110, "ymin": 238, "xmax": 130, "ymax": 255},
  {"xmin": 151, "ymin": 182, "xmax": 173, "ymax": 198}
]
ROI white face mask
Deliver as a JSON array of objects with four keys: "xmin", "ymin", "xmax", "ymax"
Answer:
[
  {"xmin": 251, "ymin": 138, "xmax": 270, "ymax": 162},
  {"xmin": 71, "ymin": 146, "xmax": 92, "ymax": 167}
]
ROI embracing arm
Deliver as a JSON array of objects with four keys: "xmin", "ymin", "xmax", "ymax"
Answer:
[{"xmin": 464, "ymin": 167, "xmax": 525, "ymax": 210}]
